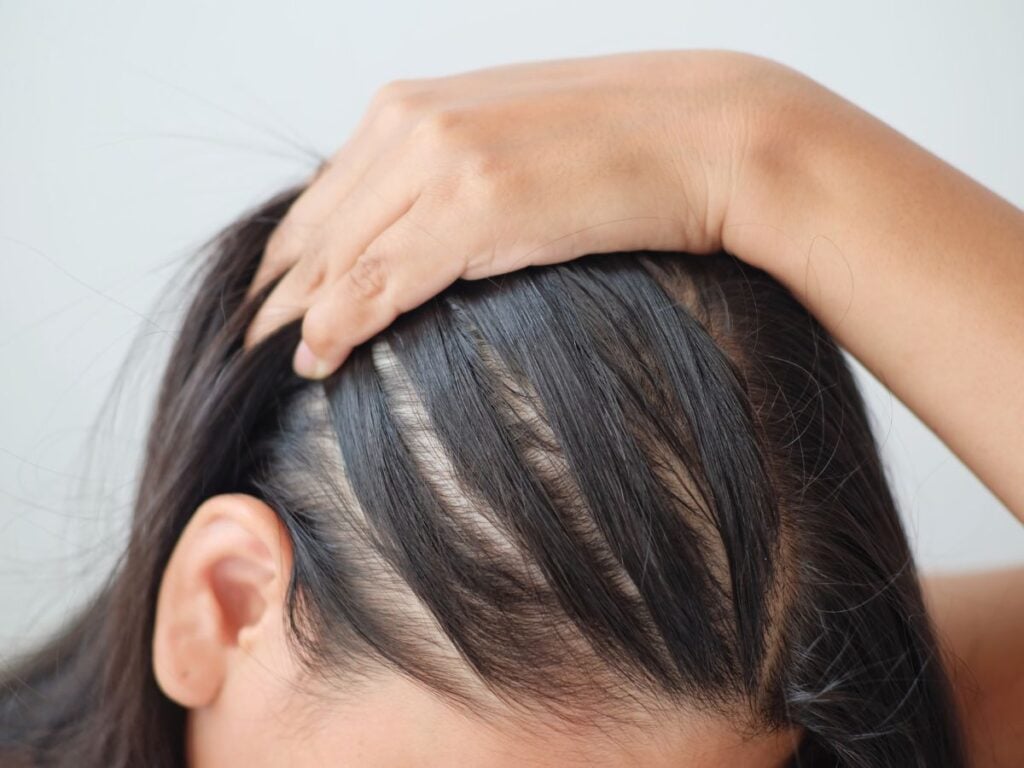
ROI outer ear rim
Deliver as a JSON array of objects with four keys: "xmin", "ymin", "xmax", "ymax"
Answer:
[{"xmin": 151, "ymin": 493, "xmax": 293, "ymax": 708}]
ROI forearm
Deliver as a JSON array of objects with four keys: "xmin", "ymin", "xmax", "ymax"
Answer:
[{"xmin": 724, "ymin": 76, "xmax": 1024, "ymax": 520}]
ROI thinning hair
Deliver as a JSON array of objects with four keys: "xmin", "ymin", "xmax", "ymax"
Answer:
[{"xmin": 1, "ymin": 185, "xmax": 966, "ymax": 767}]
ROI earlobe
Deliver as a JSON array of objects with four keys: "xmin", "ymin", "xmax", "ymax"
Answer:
[{"xmin": 151, "ymin": 493, "xmax": 292, "ymax": 709}]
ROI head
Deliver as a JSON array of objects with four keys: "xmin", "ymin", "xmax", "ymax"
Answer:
[{"xmin": 1, "ymin": 185, "xmax": 965, "ymax": 767}]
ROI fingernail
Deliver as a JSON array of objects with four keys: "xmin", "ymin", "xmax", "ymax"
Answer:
[{"xmin": 293, "ymin": 341, "xmax": 331, "ymax": 379}]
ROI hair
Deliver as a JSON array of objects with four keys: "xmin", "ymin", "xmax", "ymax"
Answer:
[{"xmin": 1, "ymin": 183, "xmax": 966, "ymax": 767}]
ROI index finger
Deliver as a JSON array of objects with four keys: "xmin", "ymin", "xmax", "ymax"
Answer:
[
  {"xmin": 245, "ymin": 156, "xmax": 350, "ymax": 302},
  {"xmin": 246, "ymin": 82, "xmax": 436, "ymax": 302}
]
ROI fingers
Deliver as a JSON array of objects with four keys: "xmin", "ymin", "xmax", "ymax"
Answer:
[
  {"xmin": 246, "ymin": 83, "xmax": 436, "ymax": 303},
  {"xmin": 243, "ymin": 252, "xmax": 327, "ymax": 349},
  {"xmin": 292, "ymin": 195, "xmax": 466, "ymax": 379},
  {"xmin": 246, "ymin": 142, "xmax": 371, "ymax": 302},
  {"xmin": 244, "ymin": 163, "xmax": 339, "ymax": 302},
  {"xmin": 244, "ymin": 146, "xmax": 420, "ymax": 350}
]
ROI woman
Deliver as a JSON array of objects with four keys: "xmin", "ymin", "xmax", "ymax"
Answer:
[
  {"xmin": 1, "ymin": 49, "xmax": 1020, "ymax": 767},
  {"xmin": 246, "ymin": 49, "xmax": 1024, "ymax": 763}
]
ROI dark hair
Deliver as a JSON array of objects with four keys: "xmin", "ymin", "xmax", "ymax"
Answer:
[{"xmin": 1, "ymin": 185, "xmax": 966, "ymax": 767}]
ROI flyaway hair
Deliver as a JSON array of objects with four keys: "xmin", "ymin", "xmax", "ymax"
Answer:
[{"xmin": 1, "ymin": 185, "xmax": 966, "ymax": 768}]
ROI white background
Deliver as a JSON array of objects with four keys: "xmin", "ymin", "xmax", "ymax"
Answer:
[{"xmin": 2, "ymin": 1, "xmax": 1022, "ymax": 657}]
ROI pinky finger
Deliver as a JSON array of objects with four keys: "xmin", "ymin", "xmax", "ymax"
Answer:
[{"xmin": 292, "ymin": 197, "xmax": 468, "ymax": 379}]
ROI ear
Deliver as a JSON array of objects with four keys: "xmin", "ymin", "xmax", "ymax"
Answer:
[{"xmin": 152, "ymin": 493, "xmax": 293, "ymax": 708}]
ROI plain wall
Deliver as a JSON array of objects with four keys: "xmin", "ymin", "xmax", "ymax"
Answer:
[{"xmin": 2, "ymin": 0, "xmax": 1022, "ymax": 656}]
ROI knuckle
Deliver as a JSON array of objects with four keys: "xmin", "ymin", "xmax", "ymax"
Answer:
[
  {"xmin": 422, "ymin": 149, "xmax": 509, "ymax": 206},
  {"xmin": 460, "ymin": 149, "xmax": 514, "ymax": 201},
  {"xmin": 383, "ymin": 94, "xmax": 423, "ymax": 124},
  {"xmin": 346, "ymin": 253, "xmax": 389, "ymax": 301},
  {"xmin": 429, "ymin": 107, "xmax": 467, "ymax": 133},
  {"xmin": 463, "ymin": 148, "xmax": 505, "ymax": 183},
  {"xmin": 375, "ymin": 77, "xmax": 415, "ymax": 101},
  {"xmin": 415, "ymin": 107, "xmax": 471, "ymax": 148},
  {"xmin": 373, "ymin": 79, "xmax": 426, "ymax": 123}
]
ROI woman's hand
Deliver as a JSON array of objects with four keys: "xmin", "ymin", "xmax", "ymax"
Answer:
[
  {"xmin": 243, "ymin": 49, "xmax": 785, "ymax": 378},
  {"xmin": 244, "ymin": 48, "xmax": 1024, "ymax": 524}
]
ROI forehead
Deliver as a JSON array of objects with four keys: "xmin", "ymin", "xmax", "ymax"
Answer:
[{"xmin": 281, "ymin": 670, "xmax": 797, "ymax": 768}]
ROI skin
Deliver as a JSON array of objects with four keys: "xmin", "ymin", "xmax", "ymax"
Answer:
[
  {"xmin": 922, "ymin": 567, "xmax": 1024, "ymax": 768},
  {"xmin": 211, "ymin": 48, "xmax": 1023, "ymax": 762},
  {"xmin": 152, "ymin": 494, "xmax": 803, "ymax": 768}
]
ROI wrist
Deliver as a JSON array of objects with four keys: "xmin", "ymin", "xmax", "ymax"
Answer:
[{"xmin": 719, "ymin": 64, "xmax": 864, "ymax": 280}]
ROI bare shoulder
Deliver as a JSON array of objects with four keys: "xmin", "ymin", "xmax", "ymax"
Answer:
[{"xmin": 921, "ymin": 566, "xmax": 1024, "ymax": 768}]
